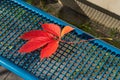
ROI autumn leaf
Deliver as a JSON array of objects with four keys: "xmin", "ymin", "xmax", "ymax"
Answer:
[
  {"xmin": 18, "ymin": 37, "xmax": 51, "ymax": 53},
  {"xmin": 20, "ymin": 30, "xmax": 53, "ymax": 40},
  {"xmin": 40, "ymin": 40, "xmax": 59, "ymax": 60},
  {"xmin": 42, "ymin": 23, "xmax": 61, "ymax": 37},
  {"xmin": 61, "ymin": 26, "xmax": 74, "ymax": 37},
  {"xmin": 18, "ymin": 23, "xmax": 74, "ymax": 60}
]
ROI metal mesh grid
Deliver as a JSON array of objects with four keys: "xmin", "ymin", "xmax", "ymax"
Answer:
[{"xmin": 0, "ymin": 0, "xmax": 120, "ymax": 80}]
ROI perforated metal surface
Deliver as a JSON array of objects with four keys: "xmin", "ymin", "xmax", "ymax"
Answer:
[{"xmin": 0, "ymin": 0, "xmax": 120, "ymax": 80}]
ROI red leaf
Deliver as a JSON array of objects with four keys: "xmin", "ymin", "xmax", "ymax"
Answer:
[
  {"xmin": 19, "ymin": 23, "xmax": 74, "ymax": 60},
  {"xmin": 18, "ymin": 37, "xmax": 51, "ymax": 53},
  {"xmin": 40, "ymin": 40, "xmax": 59, "ymax": 60},
  {"xmin": 20, "ymin": 30, "xmax": 53, "ymax": 40},
  {"xmin": 42, "ymin": 23, "xmax": 61, "ymax": 37},
  {"xmin": 61, "ymin": 26, "xmax": 74, "ymax": 37}
]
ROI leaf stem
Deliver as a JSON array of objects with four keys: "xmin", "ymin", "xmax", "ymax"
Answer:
[{"xmin": 60, "ymin": 37, "xmax": 113, "ymax": 44}]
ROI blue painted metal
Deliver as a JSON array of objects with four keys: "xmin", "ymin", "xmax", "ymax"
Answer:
[
  {"xmin": 0, "ymin": 0, "xmax": 120, "ymax": 80},
  {"xmin": 0, "ymin": 56, "xmax": 39, "ymax": 80}
]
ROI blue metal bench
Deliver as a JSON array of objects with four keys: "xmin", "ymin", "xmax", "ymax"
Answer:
[{"xmin": 0, "ymin": 0, "xmax": 120, "ymax": 80}]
